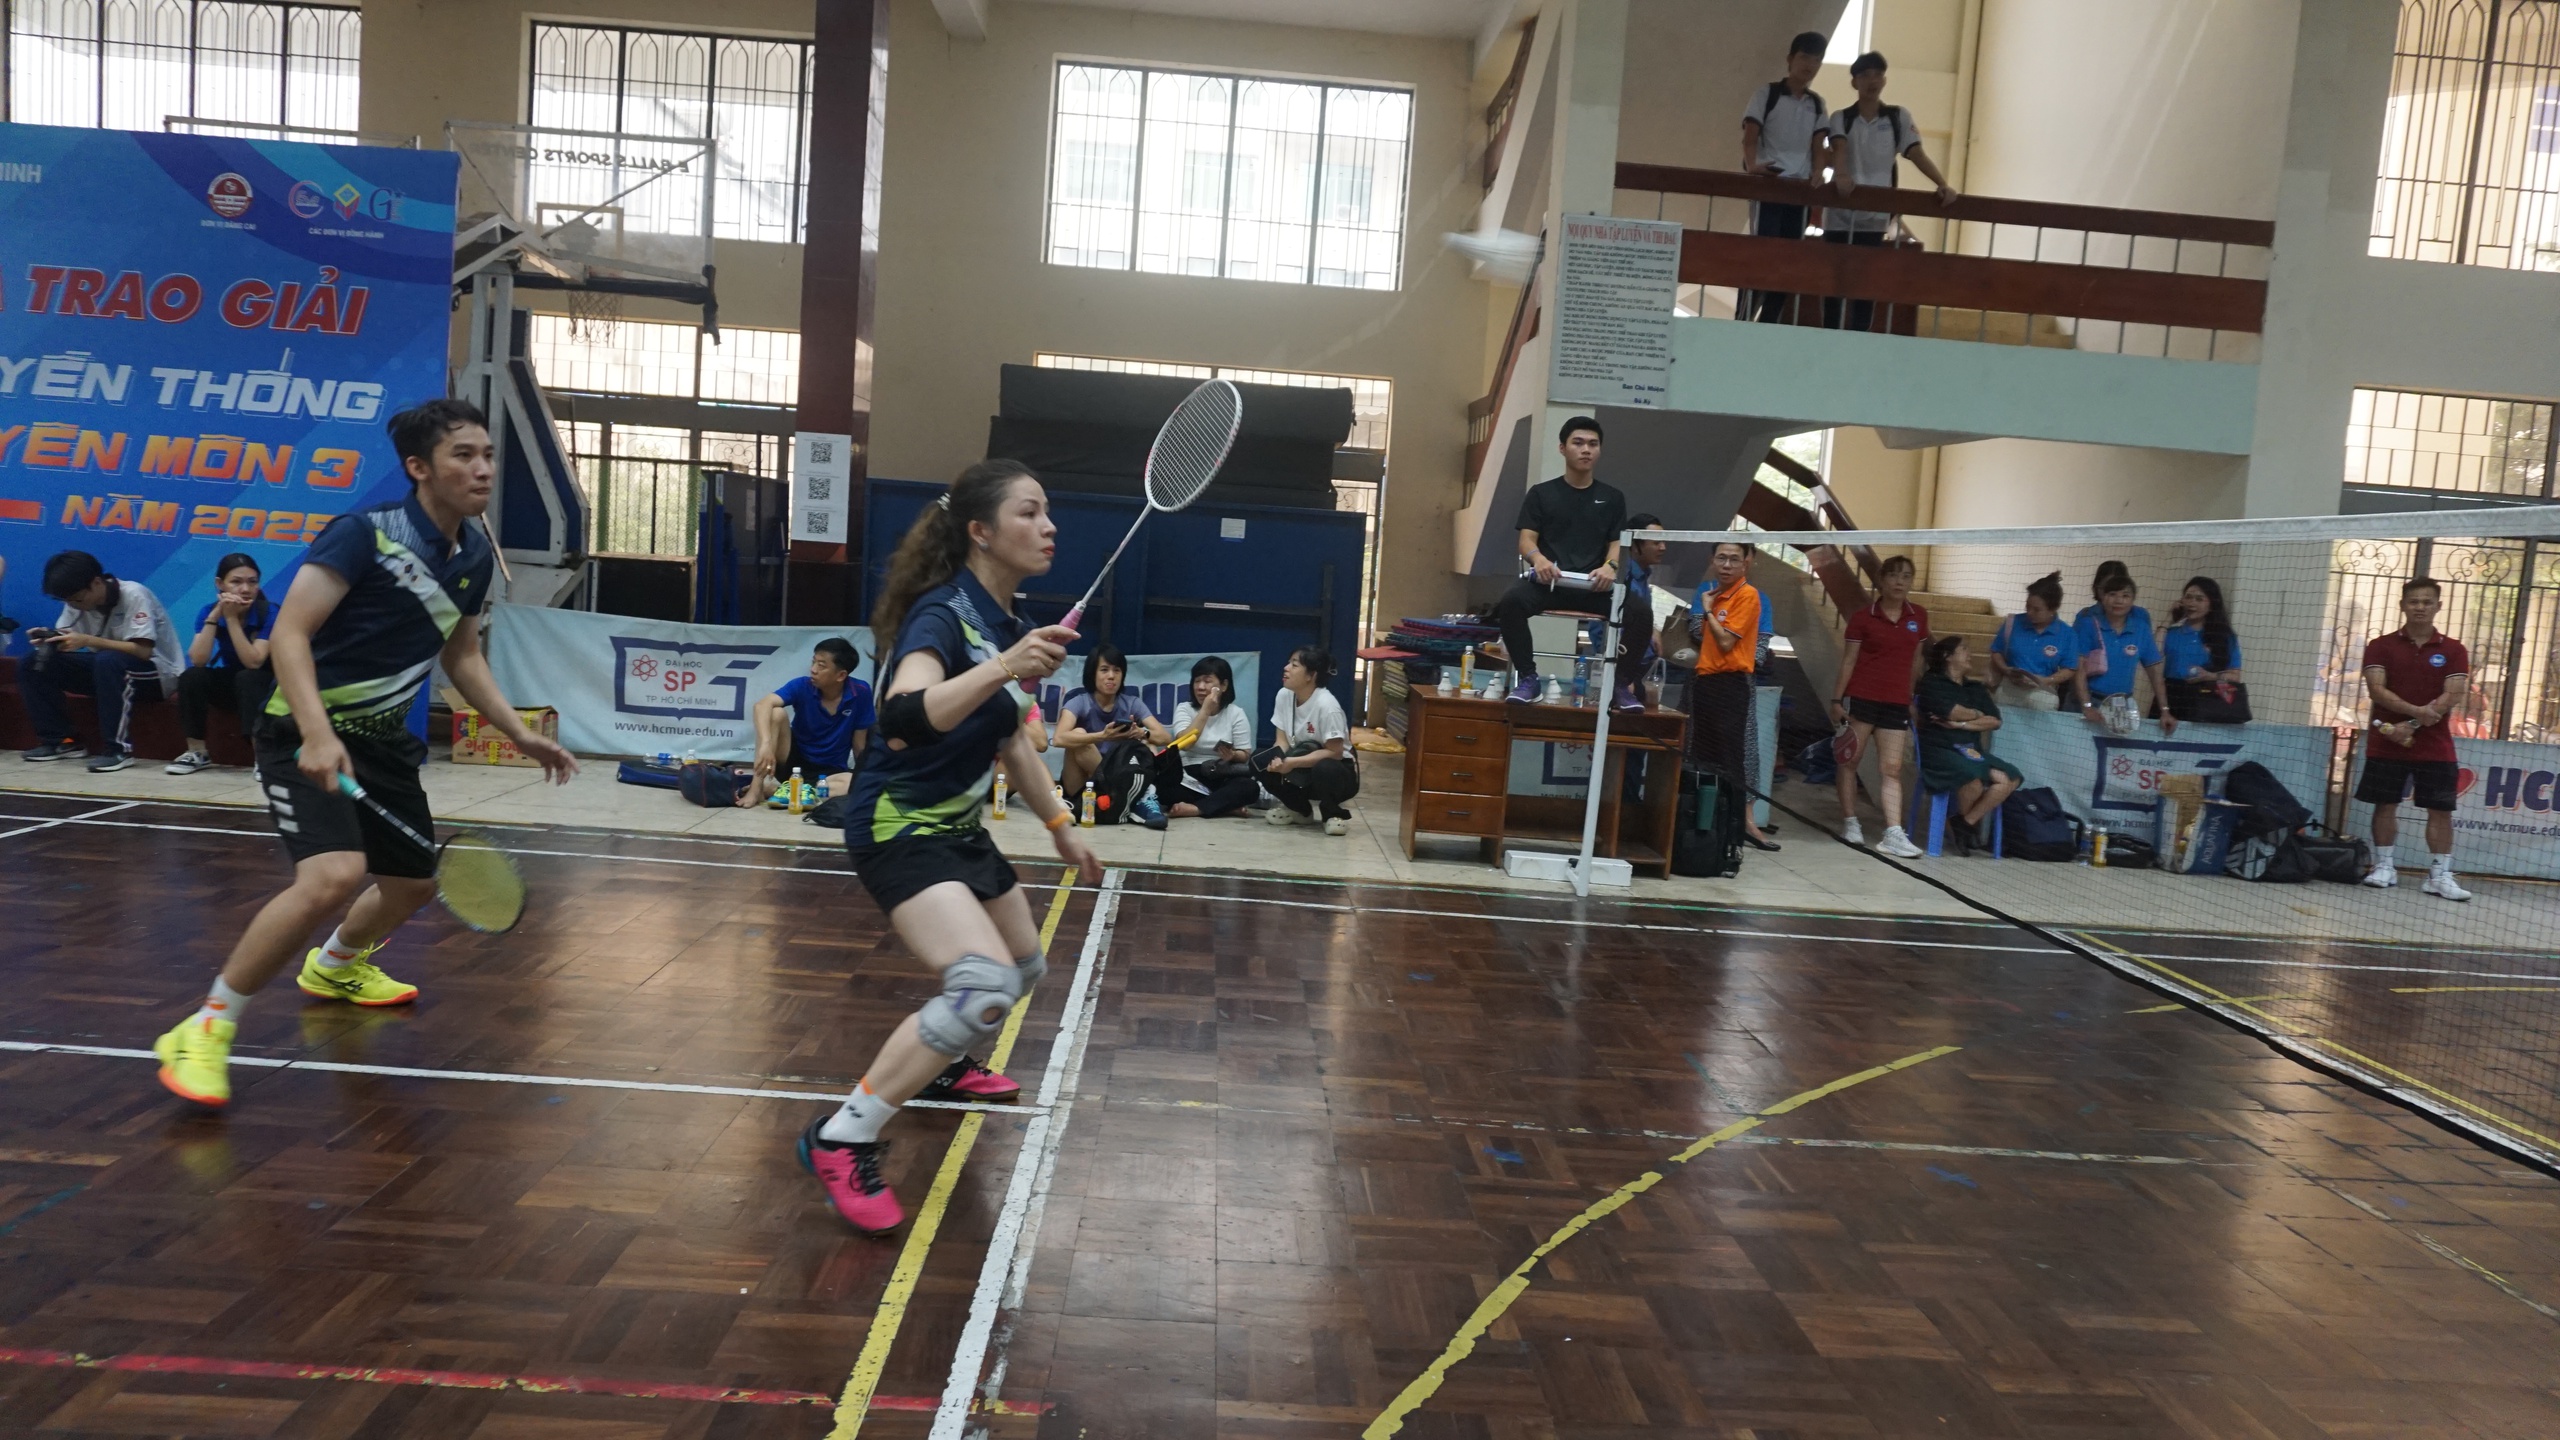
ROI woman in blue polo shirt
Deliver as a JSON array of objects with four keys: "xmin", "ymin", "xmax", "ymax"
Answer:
[
  {"xmin": 1985, "ymin": 571, "xmax": 2083, "ymax": 713},
  {"xmin": 2161, "ymin": 576, "xmax": 2246, "ymax": 723},
  {"xmin": 165, "ymin": 552, "xmax": 274, "ymax": 775},
  {"xmin": 801, "ymin": 459, "xmax": 1099, "ymax": 1237},
  {"xmin": 2076, "ymin": 570, "xmax": 2173, "ymax": 735}
]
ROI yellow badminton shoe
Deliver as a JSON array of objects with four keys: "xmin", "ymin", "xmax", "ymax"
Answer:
[
  {"xmin": 295, "ymin": 947, "xmax": 420, "ymax": 1007},
  {"xmin": 154, "ymin": 1013, "xmax": 235, "ymax": 1108}
]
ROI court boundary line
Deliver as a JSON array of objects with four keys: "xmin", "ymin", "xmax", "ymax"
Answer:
[
  {"xmin": 823, "ymin": 870, "xmax": 1093, "ymax": 1440},
  {"xmin": 929, "ymin": 869, "xmax": 1127, "ymax": 1439},
  {"xmin": 0, "ymin": 798, "xmax": 137, "ymax": 841},
  {"xmin": 1360, "ymin": 1044, "xmax": 1963, "ymax": 1438}
]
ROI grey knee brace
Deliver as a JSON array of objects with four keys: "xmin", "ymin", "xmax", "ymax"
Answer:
[
  {"xmin": 918, "ymin": 955, "xmax": 1026, "ymax": 1056},
  {"xmin": 1014, "ymin": 950, "xmax": 1047, "ymax": 990}
]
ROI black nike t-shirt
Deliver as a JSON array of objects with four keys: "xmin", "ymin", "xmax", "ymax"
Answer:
[{"xmin": 1514, "ymin": 475, "xmax": 1627, "ymax": 574}]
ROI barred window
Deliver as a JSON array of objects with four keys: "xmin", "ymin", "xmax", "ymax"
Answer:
[
  {"xmin": 1047, "ymin": 62, "xmax": 1412, "ymax": 291},
  {"xmin": 529, "ymin": 22, "xmax": 813, "ymax": 245},
  {"xmin": 2372, "ymin": 0, "xmax": 2560, "ymax": 269},
  {"xmin": 6, "ymin": 0, "xmax": 359, "ymax": 135}
]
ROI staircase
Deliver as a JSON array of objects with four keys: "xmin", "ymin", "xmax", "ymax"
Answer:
[{"xmin": 1910, "ymin": 591, "xmax": 2003, "ymax": 682}]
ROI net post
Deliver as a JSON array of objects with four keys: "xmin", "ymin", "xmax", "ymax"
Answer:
[{"xmin": 1571, "ymin": 552, "xmax": 1630, "ymax": 898}]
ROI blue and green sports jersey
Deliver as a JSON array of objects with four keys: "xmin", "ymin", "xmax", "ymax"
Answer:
[
  {"xmin": 846, "ymin": 568, "xmax": 1034, "ymax": 846},
  {"xmin": 265, "ymin": 495, "xmax": 493, "ymax": 737}
]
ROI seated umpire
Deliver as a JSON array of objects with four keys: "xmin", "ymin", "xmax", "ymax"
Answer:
[
  {"xmin": 1493, "ymin": 417, "xmax": 1651, "ymax": 709},
  {"xmin": 747, "ymin": 637, "xmax": 873, "ymax": 805}
]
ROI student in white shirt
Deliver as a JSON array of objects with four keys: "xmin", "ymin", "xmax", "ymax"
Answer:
[
  {"xmin": 1818, "ymin": 51, "xmax": 1957, "ymax": 330},
  {"xmin": 1740, "ymin": 31, "xmax": 1830, "ymax": 323},
  {"xmin": 20, "ymin": 550, "xmax": 185, "ymax": 772},
  {"xmin": 1253, "ymin": 646, "xmax": 1359, "ymax": 835},
  {"xmin": 1159, "ymin": 655, "xmax": 1260, "ymax": 819}
]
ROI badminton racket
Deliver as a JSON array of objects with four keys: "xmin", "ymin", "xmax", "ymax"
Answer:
[
  {"xmin": 325, "ymin": 771, "xmax": 528, "ymax": 933},
  {"xmin": 1059, "ymin": 379, "xmax": 1242, "ymax": 632}
]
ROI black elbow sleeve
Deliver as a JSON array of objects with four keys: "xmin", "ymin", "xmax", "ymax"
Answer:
[{"xmin": 877, "ymin": 688, "xmax": 945, "ymax": 747}]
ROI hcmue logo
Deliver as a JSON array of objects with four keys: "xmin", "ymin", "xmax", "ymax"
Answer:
[
  {"xmin": 611, "ymin": 637, "xmax": 780, "ymax": 720},
  {"xmin": 2476, "ymin": 766, "xmax": 2558, "ymax": 812}
]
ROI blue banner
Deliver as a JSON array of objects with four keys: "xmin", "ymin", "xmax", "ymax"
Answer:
[{"xmin": 0, "ymin": 122, "xmax": 456, "ymax": 640}]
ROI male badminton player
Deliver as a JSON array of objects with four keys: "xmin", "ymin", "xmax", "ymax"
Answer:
[
  {"xmin": 154, "ymin": 399, "xmax": 578, "ymax": 1108},
  {"xmin": 805, "ymin": 459, "xmax": 1098, "ymax": 1234}
]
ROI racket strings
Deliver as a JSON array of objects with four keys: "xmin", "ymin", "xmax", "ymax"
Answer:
[
  {"xmin": 437, "ymin": 834, "xmax": 528, "ymax": 934},
  {"xmin": 1144, "ymin": 380, "xmax": 1241, "ymax": 511}
]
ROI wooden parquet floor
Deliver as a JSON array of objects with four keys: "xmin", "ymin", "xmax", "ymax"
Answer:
[{"xmin": 1, "ymin": 793, "xmax": 2557, "ymax": 1438}]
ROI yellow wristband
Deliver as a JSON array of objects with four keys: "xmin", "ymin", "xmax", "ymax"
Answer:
[{"xmin": 1044, "ymin": 810, "xmax": 1073, "ymax": 831}]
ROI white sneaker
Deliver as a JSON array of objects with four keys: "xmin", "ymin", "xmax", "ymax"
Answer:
[
  {"xmin": 1265, "ymin": 806, "xmax": 1302, "ymax": 827},
  {"xmin": 2423, "ymin": 870, "xmax": 2472, "ymax": 902},
  {"xmin": 2361, "ymin": 864, "xmax": 2398, "ymax": 889},
  {"xmin": 1841, "ymin": 818, "xmax": 1866, "ymax": 846},
  {"xmin": 1876, "ymin": 825, "xmax": 1924, "ymax": 860},
  {"xmin": 1322, "ymin": 815, "xmax": 1349, "ymax": 836},
  {"xmin": 163, "ymin": 751, "xmax": 216, "ymax": 775}
]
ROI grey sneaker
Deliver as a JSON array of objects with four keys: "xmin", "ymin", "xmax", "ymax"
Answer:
[
  {"xmin": 87, "ymin": 751, "xmax": 133, "ymax": 774},
  {"xmin": 165, "ymin": 750, "xmax": 216, "ymax": 775},
  {"xmin": 22, "ymin": 740, "xmax": 78, "ymax": 762}
]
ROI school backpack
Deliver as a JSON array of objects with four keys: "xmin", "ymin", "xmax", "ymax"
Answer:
[
  {"xmin": 1087, "ymin": 742, "xmax": 1156, "ymax": 826},
  {"xmin": 2222, "ymin": 761, "xmax": 2311, "ymax": 840},
  {"xmin": 1999, "ymin": 786, "xmax": 2082, "ymax": 862},
  {"xmin": 1672, "ymin": 766, "xmax": 1744, "ymax": 878}
]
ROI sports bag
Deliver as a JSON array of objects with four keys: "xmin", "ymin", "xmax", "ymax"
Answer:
[
  {"xmin": 2167, "ymin": 677, "xmax": 2253, "ymax": 725},
  {"xmin": 2229, "ymin": 832, "xmax": 2318, "ymax": 883},
  {"xmin": 617, "ymin": 757, "xmax": 683, "ymax": 790},
  {"xmin": 1087, "ymin": 742, "xmax": 1155, "ymax": 826},
  {"xmin": 2294, "ymin": 825, "xmax": 2371, "ymax": 884},
  {"xmin": 2222, "ymin": 761, "xmax": 2310, "ymax": 840},
  {"xmin": 1672, "ymin": 767, "xmax": 1744, "ymax": 878},
  {"xmin": 1999, "ymin": 786, "xmax": 2081, "ymax": 861},
  {"xmin": 679, "ymin": 760, "xmax": 752, "ymax": 809}
]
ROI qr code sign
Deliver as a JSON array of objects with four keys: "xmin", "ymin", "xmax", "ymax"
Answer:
[
  {"xmin": 810, "ymin": 441, "xmax": 835, "ymax": 465},
  {"xmin": 806, "ymin": 510, "xmax": 832, "ymax": 535},
  {"xmin": 808, "ymin": 477, "xmax": 834, "ymax": 501}
]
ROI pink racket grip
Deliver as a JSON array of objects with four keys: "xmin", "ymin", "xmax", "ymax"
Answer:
[{"xmin": 1060, "ymin": 601, "xmax": 1087, "ymax": 632}]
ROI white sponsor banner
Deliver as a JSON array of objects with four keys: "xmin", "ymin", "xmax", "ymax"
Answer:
[
  {"xmin": 485, "ymin": 603, "xmax": 877, "ymax": 761},
  {"xmin": 2347, "ymin": 735, "xmax": 2560, "ymax": 880},
  {"xmin": 1028, "ymin": 653, "xmax": 1263, "ymax": 780},
  {"xmin": 791, "ymin": 430, "xmax": 853, "ymax": 543},
  {"xmin": 1550, "ymin": 215, "xmax": 1682, "ymax": 408},
  {"xmin": 1990, "ymin": 709, "xmax": 2334, "ymax": 830}
]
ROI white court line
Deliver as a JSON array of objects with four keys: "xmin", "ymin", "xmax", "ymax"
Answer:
[
  {"xmin": 930, "ymin": 869, "xmax": 1127, "ymax": 1440},
  {"xmin": 0, "ymin": 1039, "xmax": 1035, "ymax": 1115},
  {"xmin": 0, "ymin": 799, "xmax": 139, "ymax": 841},
  {"xmin": 11, "ymin": 809, "xmax": 2551, "ymax": 977}
]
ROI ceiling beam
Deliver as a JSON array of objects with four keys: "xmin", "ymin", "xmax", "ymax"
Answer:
[{"xmin": 931, "ymin": 0, "xmax": 988, "ymax": 39}]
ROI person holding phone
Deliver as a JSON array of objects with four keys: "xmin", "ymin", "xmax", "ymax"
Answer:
[
  {"xmin": 18, "ymin": 550, "xmax": 184, "ymax": 773},
  {"xmin": 166, "ymin": 552, "xmax": 276, "ymax": 776},
  {"xmin": 1055, "ymin": 642, "xmax": 1170, "ymax": 810}
]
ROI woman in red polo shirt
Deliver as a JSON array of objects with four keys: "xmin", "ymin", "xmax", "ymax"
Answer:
[{"xmin": 1829, "ymin": 555, "xmax": 1930, "ymax": 858}]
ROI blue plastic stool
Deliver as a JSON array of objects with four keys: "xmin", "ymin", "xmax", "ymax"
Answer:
[{"xmin": 1908, "ymin": 723, "xmax": 2002, "ymax": 859}]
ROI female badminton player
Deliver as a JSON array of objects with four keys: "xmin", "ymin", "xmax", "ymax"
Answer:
[{"xmin": 804, "ymin": 459, "xmax": 1100, "ymax": 1233}]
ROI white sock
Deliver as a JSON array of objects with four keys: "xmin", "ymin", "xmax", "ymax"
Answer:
[
  {"xmin": 820, "ymin": 1078, "xmax": 898, "ymax": 1144},
  {"xmin": 318, "ymin": 928, "xmax": 369, "ymax": 967},
  {"xmin": 2372, "ymin": 845, "xmax": 2394, "ymax": 871},
  {"xmin": 196, "ymin": 977, "xmax": 251, "ymax": 1025},
  {"xmin": 2431, "ymin": 852, "xmax": 2454, "ymax": 876}
]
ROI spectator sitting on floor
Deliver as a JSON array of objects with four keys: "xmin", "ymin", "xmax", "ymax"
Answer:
[
  {"xmin": 1986, "ymin": 571, "xmax": 2085, "ymax": 713},
  {"xmin": 1915, "ymin": 634, "xmax": 2025, "ymax": 854},
  {"xmin": 1158, "ymin": 655, "xmax": 1259, "ymax": 819},
  {"xmin": 18, "ymin": 550, "xmax": 184, "ymax": 773},
  {"xmin": 2076, "ymin": 570, "xmax": 2173, "ymax": 736},
  {"xmin": 165, "ymin": 552, "xmax": 276, "ymax": 776},
  {"xmin": 1256, "ymin": 646, "xmax": 1359, "ymax": 835},
  {"xmin": 745, "ymin": 637, "xmax": 873, "ymax": 805},
  {"xmin": 1056, "ymin": 642, "xmax": 1170, "ymax": 804},
  {"xmin": 2161, "ymin": 575, "xmax": 2245, "ymax": 723}
]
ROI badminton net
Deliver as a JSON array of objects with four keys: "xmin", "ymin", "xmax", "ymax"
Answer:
[{"xmin": 1611, "ymin": 506, "xmax": 2560, "ymax": 1170}]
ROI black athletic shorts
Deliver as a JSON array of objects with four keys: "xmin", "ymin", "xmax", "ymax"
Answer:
[
  {"xmin": 254, "ymin": 716, "xmax": 437, "ymax": 879},
  {"xmin": 846, "ymin": 827, "xmax": 1019, "ymax": 913},
  {"xmin": 1845, "ymin": 697, "xmax": 1911, "ymax": 729},
  {"xmin": 2356, "ymin": 756, "xmax": 2460, "ymax": 813}
]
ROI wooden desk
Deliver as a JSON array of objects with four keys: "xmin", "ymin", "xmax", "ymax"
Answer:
[{"xmin": 1398, "ymin": 692, "xmax": 1690, "ymax": 877}]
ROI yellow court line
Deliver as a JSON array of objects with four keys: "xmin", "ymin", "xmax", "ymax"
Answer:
[
  {"xmin": 827, "ymin": 870, "xmax": 1079, "ymax": 1440},
  {"xmin": 2390, "ymin": 985, "xmax": 2560, "ymax": 994},
  {"xmin": 1360, "ymin": 1044, "xmax": 1960, "ymax": 1440},
  {"xmin": 2074, "ymin": 932, "xmax": 2303, "ymax": 1034}
]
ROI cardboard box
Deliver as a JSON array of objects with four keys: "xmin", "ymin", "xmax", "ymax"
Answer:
[{"xmin": 451, "ymin": 702, "xmax": 559, "ymax": 767}]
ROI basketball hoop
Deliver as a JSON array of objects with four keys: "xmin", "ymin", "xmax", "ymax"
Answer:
[{"xmin": 566, "ymin": 286, "xmax": 623, "ymax": 345}]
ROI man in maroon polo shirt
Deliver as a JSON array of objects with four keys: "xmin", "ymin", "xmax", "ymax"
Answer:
[{"xmin": 2357, "ymin": 577, "xmax": 2472, "ymax": 901}]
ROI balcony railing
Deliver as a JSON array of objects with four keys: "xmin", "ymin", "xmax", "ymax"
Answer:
[
  {"xmin": 1481, "ymin": 17, "xmax": 1537, "ymax": 192},
  {"xmin": 1615, "ymin": 164, "xmax": 2274, "ymax": 361}
]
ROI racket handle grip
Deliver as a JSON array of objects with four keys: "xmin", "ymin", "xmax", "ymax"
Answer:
[
  {"xmin": 295, "ymin": 746, "xmax": 367, "ymax": 801},
  {"xmin": 1060, "ymin": 602, "xmax": 1087, "ymax": 632}
]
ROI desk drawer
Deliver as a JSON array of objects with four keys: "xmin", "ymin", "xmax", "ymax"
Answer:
[
  {"xmin": 1422, "ymin": 722, "xmax": 1508, "ymax": 759},
  {"xmin": 1417, "ymin": 753, "xmax": 1507, "ymax": 795},
  {"xmin": 1412, "ymin": 791, "xmax": 1502, "ymax": 836}
]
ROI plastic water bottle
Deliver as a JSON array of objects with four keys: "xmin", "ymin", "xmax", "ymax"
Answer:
[
  {"xmin": 1573, "ymin": 631, "xmax": 1593, "ymax": 707},
  {"xmin": 2091, "ymin": 824, "xmax": 2110, "ymax": 868},
  {"xmin": 1079, "ymin": 780, "xmax": 1097, "ymax": 828},
  {"xmin": 1459, "ymin": 647, "xmax": 1474, "ymax": 690},
  {"xmin": 788, "ymin": 767, "xmax": 805, "ymax": 815},
  {"xmin": 683, "ymin": 747, "xmax": 696, "ymax": 768},
  {"xmin": 992, "ymin": 772, "xmax": 1009, "ymax": 820}
]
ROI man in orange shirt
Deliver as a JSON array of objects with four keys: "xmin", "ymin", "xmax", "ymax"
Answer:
[{"xmin": 1691, "ymin": 543, "xmax": 1778, "ymax": 850}]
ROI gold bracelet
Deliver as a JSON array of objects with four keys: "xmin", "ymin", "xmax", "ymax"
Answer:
[{"xmin": 1043, "ymin": 809, "xmax": 1073, "ymax": 831}]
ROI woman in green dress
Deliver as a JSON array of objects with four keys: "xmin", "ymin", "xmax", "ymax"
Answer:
[{"xmin": 1914, "ymin": 634, "xmax": 2025, "ymax": 852}]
